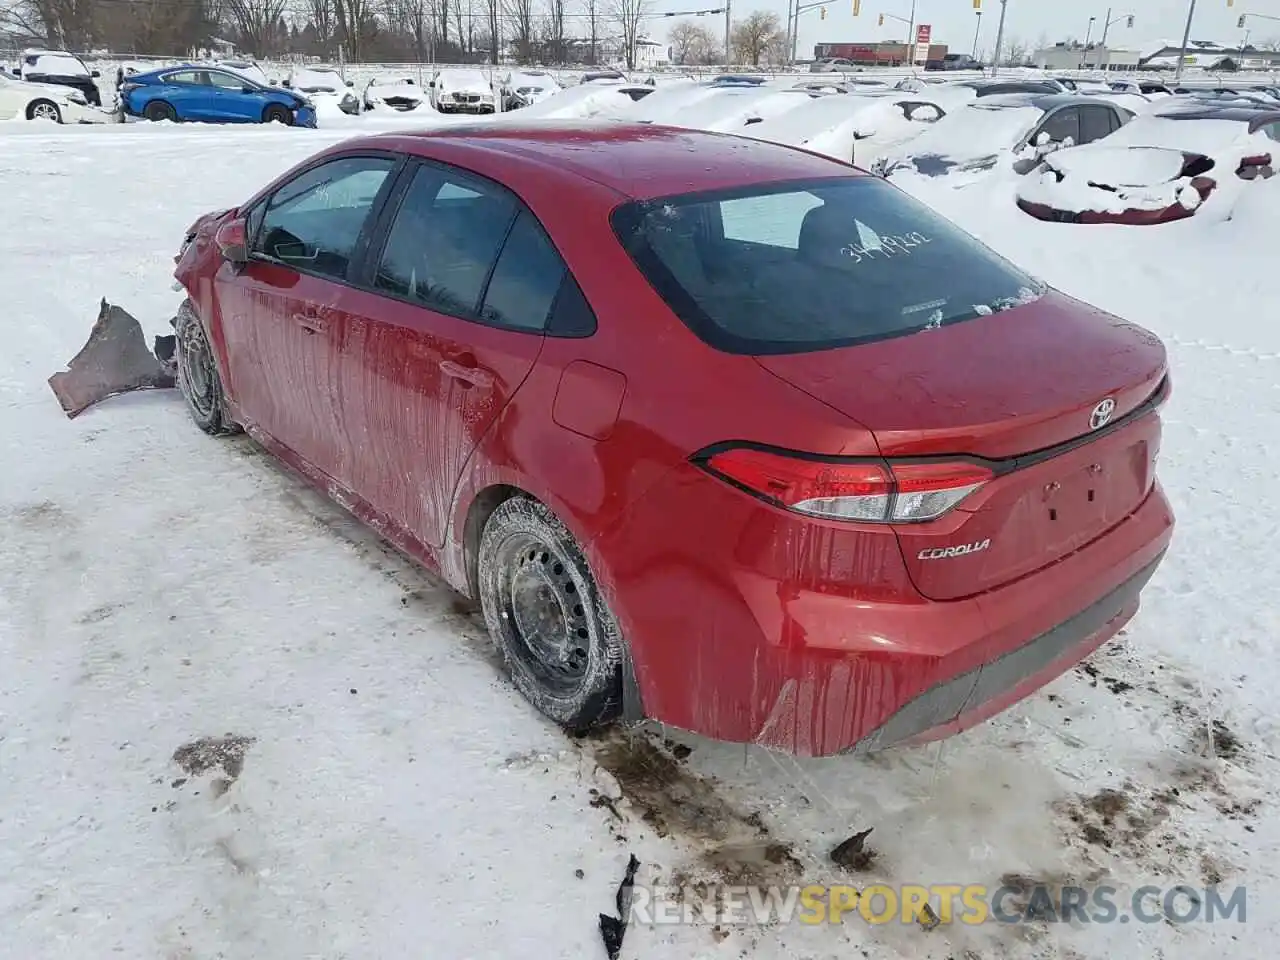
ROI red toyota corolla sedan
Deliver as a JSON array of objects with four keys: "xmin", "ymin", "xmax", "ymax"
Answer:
[{"xmin": 172, "ymin": 123, "xmax": 1174, "ymax": 757}]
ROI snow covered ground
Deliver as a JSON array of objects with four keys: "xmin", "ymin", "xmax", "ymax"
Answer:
[{"xmin": 0, "ymin": 117, "xmax": 1276, "ymax": 960}]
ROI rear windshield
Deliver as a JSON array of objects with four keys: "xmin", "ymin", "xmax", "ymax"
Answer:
[{"xmin": 610, "ymin": 176, "xmax": 1046, "ymax": 355}]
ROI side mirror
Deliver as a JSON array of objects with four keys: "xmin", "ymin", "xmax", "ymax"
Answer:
[
  {"xmin": 346, "ymin": 79, "xmax": 354, "ymax": 87},
  {"xmin": 281, "ymin": 78, "xmax": 291, "ymax": 87},
  {"xmin": 215, "ymin": 218, "xmax": 248, "ymax": 264},
  {"xmin": 91, "ymin": 69, "xmax": 101, "ymax": 78}
]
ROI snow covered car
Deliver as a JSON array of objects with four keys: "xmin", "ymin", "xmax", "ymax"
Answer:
[
  {"xmin": 363, "ymin": 77, "xmax": 426, "ymax": 112},
  {"xmin": 496, "ymin": 81, "xmax": 652, "ymax": 120},
  {"xmin": 743, "ymin": 92, "xmax": 945, "ymax": 166},
  {"xmin": 876, "ymin": 93, "xmax": 1136, "ymax": 179},
  {"xmin": 284, "ymin": 66, "xmax": 360, "ymax": 115},
  {"xmin": 12, "ymin": 49, "xmax": 102, "ymax": 105},
  {"xmin": 502, "ymin": 70, "xmax": 561, "ymax": 110},
  {"xmin": 0, "ymin": 69, "xmax": 113, "ymax": 123},
  {"xmin": 430, "ymin": 69, "xmax": 495, "ymax": 114},
  {"xmin": 1016, "ymin": 104, "xmax": 1280, "ymax": 225},
  {"xmin": 213, "ymin": 60, "xmax": 272, "ymax": 88}
]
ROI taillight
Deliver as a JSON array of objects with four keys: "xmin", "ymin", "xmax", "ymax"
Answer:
[
  {"xmin": 1237, "ymin": 154, "xmax": 1273, "ymax": 179},
  {"xmin": 699, "ymin": 446, "xmax": 992, "ymax": 523}
]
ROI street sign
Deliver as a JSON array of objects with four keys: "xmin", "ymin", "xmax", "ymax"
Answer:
[{"xmin": 914, "ymin": 23, "xmax": 931, "ymax": 64}]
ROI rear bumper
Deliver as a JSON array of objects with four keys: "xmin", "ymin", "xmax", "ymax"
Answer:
[
  {"xmin": 595, "ymin": 459, "xmax": 1174, "ymax": 757},
  {"xmin": 846, "ymin": 550, "xmax": 1162, "ymax": 753}
]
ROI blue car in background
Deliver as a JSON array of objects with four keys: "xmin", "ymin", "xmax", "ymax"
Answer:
[{"xmin": 120, "ymin": 65, "xmax": 317, "ymax": 127}]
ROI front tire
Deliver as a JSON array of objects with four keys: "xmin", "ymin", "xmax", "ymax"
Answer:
[
  {"xmin": 174, "ymin": 300, "xmax": 239, "ymax": 436},
  {"xmin": 478, "ymin": 497, "xmax": 624, "ymax": 734},
  {"xmin": 263, "ymin": 104, "xmax": 293, "ymax": 125},
  {"xmin": 27, "ymin": 99, "xmax": 62, "ymax": 123}
]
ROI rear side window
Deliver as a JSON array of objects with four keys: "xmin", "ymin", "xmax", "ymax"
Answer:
[
  {"xmin": 165, "ymin": 71, "xmax": 202, "ymax": 85},
  {"xmin": 480, "ymin": 210, "xmax": 565, "ymax": 331},
  {"xmin": 611, "ymin": 176, "xmax": 1045, "ymax": 356},
  {"xmin": 374, "ymin": 167, "xmax": 517, "ymax": 315},
  {"xmin": 1079, "ymin": 104, "xmax": 1118, "ymax": 142}
]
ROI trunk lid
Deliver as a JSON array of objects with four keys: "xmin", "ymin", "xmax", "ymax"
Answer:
[{"xmin": 755, "ymin": 290, "xmax": 1168, "ymax": 600}]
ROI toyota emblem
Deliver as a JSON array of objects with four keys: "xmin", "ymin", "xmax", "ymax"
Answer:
[{"xmin": 1090, "ymin": 397, "xmax": 1116, "ymax": 430}]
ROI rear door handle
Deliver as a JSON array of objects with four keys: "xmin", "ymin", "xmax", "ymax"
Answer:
[
  {"xmin": 439, "ymin": 359, "xmax": 493, "ymax": 388},
  {"xmin": 292, "ymin": 311, "xmax": 327, "ymax": 334}
]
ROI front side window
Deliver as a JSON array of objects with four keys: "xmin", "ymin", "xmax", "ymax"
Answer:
[
  {"xmin": 1037, "ymin": 107, "xmax": 1081, "ymax": 145},
  {"xmin": 254, "ymin": 155, "xmax": 396, "ymax": 279},
  {"xmin": 611, "ymin": 176, "xmax": 1045, "ymax": 356},
  {"xmin": 373, "ymin": 166, "xmax": 517, "ymax": 315}
]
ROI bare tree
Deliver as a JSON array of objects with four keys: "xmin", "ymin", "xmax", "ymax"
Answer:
[
  {"xmin": 580, "ymin": 0, "xmax": 599, "ymax": 63},
  {"xmin": 504, "ymin": 0, "xmax": 533, "ymax": 62},
  {"xmin": 309, "ymin": 0, "xmax": 336, "ymax": 47},
  {"xmin": 668, "ymin": 20, "xmax": 715, "ymax": 65},
  {"xmin": 225, "ymin": 0, "xmax": 289, "ymax": 54},
  {"xmin": 729, "ymin": 10, "xmax": 780, "ymax": 67},
  {"xmin": 3, "ymin": 0, "xmax": 98, "ymax": 49},
  {"xmin": 482, "ymin": 0, "xmax": 499, "ymax": 61},
  {"xmin": 1002, "ymin": 36, "xmax": 1029, "ymax": 66},
  {"xmin": 333, "ymin": 0, "xmax": 375, "ymax": 59},
  {"xmin": 608, "ymin": 0, "xmax": 648, "ymax": 70},
  {"xmin": 542, "ymin": 0, "xmax": 565, "ymax": 64}
]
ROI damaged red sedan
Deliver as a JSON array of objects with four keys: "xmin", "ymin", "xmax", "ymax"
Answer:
[{"xmin": 170, "ymin": 124, "xmax": 1173, "ymax": 757}]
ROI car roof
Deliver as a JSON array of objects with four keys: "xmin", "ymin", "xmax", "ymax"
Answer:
[
  {"xmin": 1157, "ymin": 105, "xmax": 1280, "ymax": 124},
  {"xmin": 357, "ymin": 123, "xmax": 861, "ymax": 200},
  {"xmin": 967, "ymin": 92, "xmax": 1078, "ymax": 110}
]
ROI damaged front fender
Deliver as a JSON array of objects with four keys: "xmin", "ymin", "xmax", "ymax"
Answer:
[{"xmin": 47, "ymin": 299, "xmax": 177, "ymax": 418}]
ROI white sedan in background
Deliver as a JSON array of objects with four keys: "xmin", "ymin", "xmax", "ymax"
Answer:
[
  {"xmin": 430, "ymin": 69, "xmax": 496, "ymax": 114},
  {"xmin": 364, "ymin": 76, "xmax": 428, "ymax": 112},
  {"xmin": 0, "ymin": 71, "xmax": 111, "ymax": 123}
]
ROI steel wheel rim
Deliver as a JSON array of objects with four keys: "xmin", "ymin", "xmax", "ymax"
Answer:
[
  {"xmin": 500, "ymin": 533, "xmax": 591, "ymax": 693},
  {"xmin": 180, "ymin": 322, "xmax": 216, "ymax": 419}
]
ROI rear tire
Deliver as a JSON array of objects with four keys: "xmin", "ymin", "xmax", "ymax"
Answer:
[
  {"xmin": 144, "ymin": 100, "xmax": 177, "ymax": 122},
  {"xmin": 174, "ymin": 299, "xmax": 240, "ymax": 436},
  {"xmin": 263, "ymin": 104, "xmax": 292, "ymax": 125},
  {"xmin": 478, "ymin": 497, "xmax": 624, "ymax": 734},
  {"xmin": 27, "ymin": 99, "xmax": 62, "ymax": 123}
]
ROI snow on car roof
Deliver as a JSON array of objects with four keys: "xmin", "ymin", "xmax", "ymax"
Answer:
[
  {"xmin": 1102, "ymin": 111, "xmax": 1276, "ymax": 156},
  {"xmin": 23, "ymin": 52, "xmax": 88, "ymax": 76},
  {"xmin": 894, "ymin": 98, "xmax": 1047, "ymax": 160}
]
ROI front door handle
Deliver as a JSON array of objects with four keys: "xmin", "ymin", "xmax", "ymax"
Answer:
[{"xmin": 439, "ymin": 359, "xmax": 493, "ymax": 388}]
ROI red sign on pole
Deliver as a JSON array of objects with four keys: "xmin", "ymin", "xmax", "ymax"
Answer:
[{"xmin": 916, "ymin": 24, "xmax": 932, "ymax": 43}]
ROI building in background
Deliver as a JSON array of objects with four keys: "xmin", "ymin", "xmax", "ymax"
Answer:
[
  {"xmin": 814, "ymin": 41, "xmax": 948, "ymax": 67},
  {"xmin": 1033, "ymin": 42, "xmax": 1141, "ymax": 71}
]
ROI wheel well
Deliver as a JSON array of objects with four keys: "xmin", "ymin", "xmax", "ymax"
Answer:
[
  {"xmin": 462, "ymin": 484, "xmax": 528, "ymax": 598},
  {"xmin": 263, "ymin": 102, "xmax": 289, "ymax": 119},
  {"xmin": 26, "ymin": 98, "xmax": 57, "ymax": 118}
]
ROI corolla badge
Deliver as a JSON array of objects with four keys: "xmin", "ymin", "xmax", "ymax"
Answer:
[{"xmin": 1090, "ymin": 397, "xmax": 1116, "ymax": 430}]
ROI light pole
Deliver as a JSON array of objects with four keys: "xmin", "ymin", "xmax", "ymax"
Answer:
[
  {"xmin": 1098, "ymin": 8, "xmax": 1134, "ymax": 48},
  {"xmin": 991, "ymin": 0, "xmax": 1009, "ymax": 77},
  {"xmin": 1082, "ymin": 16, "xmax": 1096, "ymax": 67},
  {"xmin": 971, "ymin": 10, "xmax": 982, "ymax": 58},
  {"xmin": 1174, "ymin": 0, "xmax": 1197, "ymax": 84}
]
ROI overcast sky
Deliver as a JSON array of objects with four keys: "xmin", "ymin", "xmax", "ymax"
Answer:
[{"xmin": 660, "ymin": 0, "xmax": 1278, "ymax": 57}]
